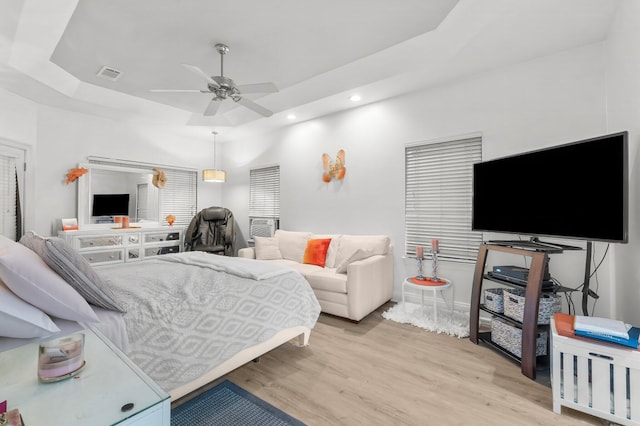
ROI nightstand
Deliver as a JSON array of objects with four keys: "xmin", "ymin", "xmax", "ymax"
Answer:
[{"xmin": 0, "ymin": 327, "xmax": 170, "ymax": 425}]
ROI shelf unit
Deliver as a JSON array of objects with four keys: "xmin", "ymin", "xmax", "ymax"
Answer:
[{"xmin": 470, "ymin": 243, "xmax": 550, "ymax": 379}]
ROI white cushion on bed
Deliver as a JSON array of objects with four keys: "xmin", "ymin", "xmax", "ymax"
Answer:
[
  {"xmin": 19, "ymin": 231, "xmax": 125, "ymax": 313},
  {"xmin": 254, "ymin": 236, "xmax": 283, "ymax": 260},
  {"xmin": 0, "ymin": 279, "xmax": 60, "ymax": 338},
  {"xmin": 0, "ymin": 235, "xmax": 99, "ymax": 323}
]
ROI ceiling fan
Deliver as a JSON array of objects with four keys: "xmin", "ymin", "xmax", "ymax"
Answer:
[{"xmin": 151, "ymin": 43, "xmax": 278, "ymax": 117}]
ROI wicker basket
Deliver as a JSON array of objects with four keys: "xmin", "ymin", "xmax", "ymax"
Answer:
[
  {"xmin": 491, "ymin": 316, "xmax": 548, "ymax": 357},
  {"xmin": 483, "ymin": 288, "xmax": 504, "ymax": 313},
  {"xmin": 504, "ymin": 290, "xmax": 561, "ymax": 325}
]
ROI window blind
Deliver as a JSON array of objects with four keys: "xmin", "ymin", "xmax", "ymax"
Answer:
[
  {"xmin": 249, "ymin": 166, "xmax": 280, "ymax": 219},
  {"xmin": 0, "ymin": 154, "xmax": 18, "ymax": 240},
  {"xmin": 159, "ymin": 168, "xmax": 197, "ymax": 227},
  {"xmin": 405, "ymin": 136, "xmax": 483, "ymax": 262}
]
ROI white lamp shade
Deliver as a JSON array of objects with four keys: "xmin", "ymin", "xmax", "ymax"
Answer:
[{"xmin": 203, "ymin": 169, "xmax": 227, "ymax": 182}]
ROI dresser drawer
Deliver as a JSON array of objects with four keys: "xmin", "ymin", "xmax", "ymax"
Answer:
[
  {"xmin": 77, "ymin": 235, "xmax": 123, "ymax": 249},
  {"xmin": 143, "ymin": 231, "xmax": 181, "ymax": 244},
  {"xmin": 144, "ymin": 245, "xmax": 179, "ymax": 257},
  {"xmin": 82, "ymin": 250, "xmax": 124, "ymax": 264}
]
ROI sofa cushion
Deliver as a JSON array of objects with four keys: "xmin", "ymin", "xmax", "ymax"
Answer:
[
  {"xmin": 275, "ymin": 230, "xmax": 312, "ymax": 263},
  {"xmin": 254, "ymin": 236, "xmax": 283, "ymax": 260},
  {"xmin": 334, "ymin": 235, "xmax": 390, "ymax": 267},
  {"xmin": 311, "ymin": 234, "xmax": 341, "ymax": 268},
  {"xmin": 304, "ymin": 269, "xmax": 348, "ymax": 293},
  {"xmin": 302, "ymin": 238, "xmax": 332, "ymax": 267},
  {"xmin": 336, "ymin": 248, "xmax": 375, "ymax": 274}
]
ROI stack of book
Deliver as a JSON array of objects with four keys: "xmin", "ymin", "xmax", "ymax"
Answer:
[{"xmin": 574, "ymin": 315, "xmax": 640, "ymax": 349}]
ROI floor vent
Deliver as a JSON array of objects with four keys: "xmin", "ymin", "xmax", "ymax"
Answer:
[{"xmin": 96, "ymin": 66, "xmax": 122, "ymax": 81}]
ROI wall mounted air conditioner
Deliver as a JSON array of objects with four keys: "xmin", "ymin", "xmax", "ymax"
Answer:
[{"xmin": 250, "ymin": 218, "xmax": 277, "ymax": 238}]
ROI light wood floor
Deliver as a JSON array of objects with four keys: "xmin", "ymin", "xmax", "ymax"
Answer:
[{"xmin": 202, "ymin": 302, "xmax": 609, "ymax": 425}]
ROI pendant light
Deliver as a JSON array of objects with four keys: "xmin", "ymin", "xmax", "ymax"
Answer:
[{"xmin": 203, "ymin": 131, "xmax": 226, "ymax": 182}]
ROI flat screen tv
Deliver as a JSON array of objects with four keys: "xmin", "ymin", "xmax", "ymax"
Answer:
[
  {"xmin": 472, "ymin": 131, "xmax": 628, "ymax": 243},
  {"xmin": 92, "ymin": 194, "xmax": 130, "ymax": 217}
]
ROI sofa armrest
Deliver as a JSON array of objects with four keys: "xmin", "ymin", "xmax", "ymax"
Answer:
[
  {"xmin": 238, "ymin": 247, "xmax": 256, "ymax": 259},
  {"xmin": 345, "ymin": 247, "xmax": 394, "ymax": 321}
]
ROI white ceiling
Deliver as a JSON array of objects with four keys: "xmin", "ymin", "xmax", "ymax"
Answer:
[{"xmin": 0, "ymin": 0, "xmax": 620, "ymax": 140}]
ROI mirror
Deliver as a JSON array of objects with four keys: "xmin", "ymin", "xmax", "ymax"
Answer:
[{"xmin": 77, "ymin": 162, "xmax": 161, "ymax": 227}]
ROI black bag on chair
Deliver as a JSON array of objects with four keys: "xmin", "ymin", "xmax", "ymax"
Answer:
[{"xmin": 184, "ymin": 207, "xmax": 235, "ymax": 256}]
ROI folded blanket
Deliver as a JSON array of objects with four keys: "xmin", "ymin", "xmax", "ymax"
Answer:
[{"xmin": 156, "ymin": 251, "xmax": 296, "ymax": 280}]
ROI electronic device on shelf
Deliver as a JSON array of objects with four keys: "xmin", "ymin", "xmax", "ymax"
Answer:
[{"xmin": 489, "ymin": 265, "xmax": 555, "ymax": 290}]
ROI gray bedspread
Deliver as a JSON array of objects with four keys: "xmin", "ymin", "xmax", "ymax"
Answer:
[{"xmin": 96, "ymin": 252, "xmax": 321, "ymax": 392}]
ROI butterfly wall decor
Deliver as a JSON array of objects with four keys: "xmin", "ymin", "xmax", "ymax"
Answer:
[{"xmin": 322, "ymin": 149, "xmax": 346, "ymax": 182}]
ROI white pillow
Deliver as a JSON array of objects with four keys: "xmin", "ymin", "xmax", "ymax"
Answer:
[
  {"xmin": 0, "ymin": 279, "xmax": 60, "ymax": 338},
  {"xmin": 19, "ymin": 231, "xmax": 125, "ymax": 313},
  {"xmin": 311, "ymin": 234, "xmax": 341, "ymax": 268},
  {"xmin": 334, "ymin": 235, "xmax": 389, "ymax": 267},
  {"xmin": 336, "ymin": 248, "xmax": 374, "ymax": 274},
  {"xmin": 274, "ymin": 230, "xmax": 312, "ymax": 263},
  {"xmin": 0, "ymin": 235, "xmax": 99, "ymax": 323},
  {"xmin": 254, "ymin": 236, "xmax": 283, "ymax": 260}
]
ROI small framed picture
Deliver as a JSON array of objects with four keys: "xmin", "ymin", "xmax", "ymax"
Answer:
[{"xmin": 61, "ymin": 218, "xmax": 78, "ymax": 231}]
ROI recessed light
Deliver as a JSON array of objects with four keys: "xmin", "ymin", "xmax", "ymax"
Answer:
[
  {"xmin": 349, "ymin": 94, "xmax": 361, "ymax": 102},
  {"xmin": 287, "ymin": 114, "xmax": 296, "ymax": 120}
]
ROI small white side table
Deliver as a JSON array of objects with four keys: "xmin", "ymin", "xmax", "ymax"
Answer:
[
  {"xmin": 0, "ymin": 327, "xmax": 170, "ymax": 425},
  {"xmin": 402, "ymin": 276, "xmax": 454, "ymax": 323}
]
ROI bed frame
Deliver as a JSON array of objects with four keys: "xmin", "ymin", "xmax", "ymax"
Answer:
[{"xmin": 169, "ymin": 326, "xmax": 311, "ymax": 401}]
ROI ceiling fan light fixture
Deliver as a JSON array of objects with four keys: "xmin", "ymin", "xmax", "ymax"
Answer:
[
  {"xmin": 203, "ymin": 131, "xmax": 226, "ymax": 183},
  {"xmin": 203, "ymin": 169, "xmax": 227, "ymax": 182}
]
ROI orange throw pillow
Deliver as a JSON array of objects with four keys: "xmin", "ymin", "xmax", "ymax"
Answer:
[{"xmin": 302, "ymin": 238, "xmax": 332, "ymax": 267}]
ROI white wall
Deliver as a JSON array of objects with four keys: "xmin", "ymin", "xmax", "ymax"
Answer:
[
  {"xmin": 604, "ymin": 0, "xmax": 640, "ymax": 325},
  {"xmin": 0, "ymin": 103, "xmax": 224, "ymax": 235},
  {"xmin": 222, "ymin": 43, "xmax": 611, "ymax": 315}
]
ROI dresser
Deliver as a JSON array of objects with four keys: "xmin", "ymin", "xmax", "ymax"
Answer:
[
  {"xmin": 59, "ymin": 226, "xmax": 183, "ymax": 265},
  {"xmin": 0, "ymin": 327, "xmax": 170, "ymax": 425}
]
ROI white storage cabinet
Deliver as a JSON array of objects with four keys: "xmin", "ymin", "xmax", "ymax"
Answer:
[{"xmin": 551, "ymin": 318, "xmax": 640, "ymax": 425}]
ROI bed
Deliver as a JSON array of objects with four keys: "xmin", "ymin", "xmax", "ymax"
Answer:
[{"xmin": 0, "ymin": 233, "xmax": 321, "ymax": 401}]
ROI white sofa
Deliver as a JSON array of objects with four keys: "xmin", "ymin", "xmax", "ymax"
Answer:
[{"xmin": 238, "ymin": 230, "xmax": 394, "ymax": 322}]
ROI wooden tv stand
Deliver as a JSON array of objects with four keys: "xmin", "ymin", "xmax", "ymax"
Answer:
[{"xmin": 469, "ymin": 243, "xmax": 549, "ymax": 379}]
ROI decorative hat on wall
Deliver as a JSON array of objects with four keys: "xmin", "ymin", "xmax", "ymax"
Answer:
[{"xmin": 152, "ymin": 168, "xmax": 167, "ymax": 188}]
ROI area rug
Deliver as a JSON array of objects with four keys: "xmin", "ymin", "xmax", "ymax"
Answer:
[
  {"xmin": 171, "ymin": 380, "xmax": 306, "ymax": 426},
  {"xmin": 382, "ymin": 301, "xmax": 470, "ymax": 338}
]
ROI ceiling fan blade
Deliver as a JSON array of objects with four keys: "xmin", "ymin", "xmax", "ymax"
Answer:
[
  {"xmin": 235, "ymin": 96, "xmax": 273, "ymax": 117},
  {"xmin": 204, "ymin": 99, "xmax": 223, "ymax": 116},
  {"xmin": 181, "ymin": 64, "xmax": 218, "ymax": 86},
  {"xmin": 150, "ymin": 89, "xmax": 206, "ymax": 93},
  {"xmin": 235, "ymin": 82, "xmax": 278, "ymax": 94}
]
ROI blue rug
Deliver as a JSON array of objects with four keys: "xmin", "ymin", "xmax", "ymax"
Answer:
[{"xmin": 171, "ymin": 380, "xmax": 306, "ymax": 426}]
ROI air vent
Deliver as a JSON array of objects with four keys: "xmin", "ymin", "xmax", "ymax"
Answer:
[{"xmin": 96, "ymin": 66, "xmax": 122, "ymax": 81}]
